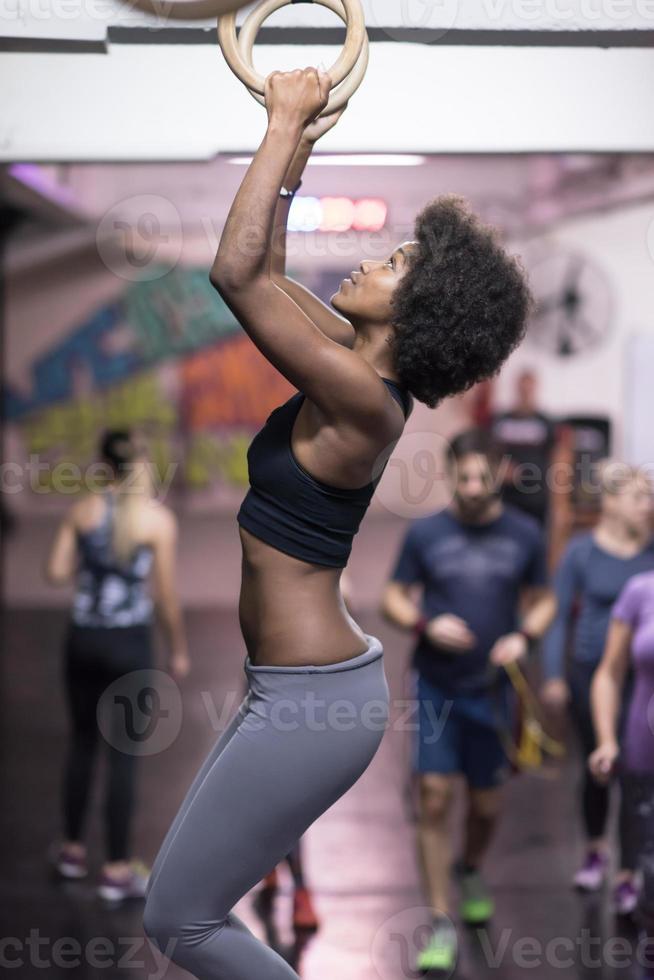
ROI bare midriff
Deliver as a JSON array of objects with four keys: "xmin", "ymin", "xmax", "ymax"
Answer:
[{"xmin": 238, "ymin": 526, "xmax": 369, "ymax": 667}]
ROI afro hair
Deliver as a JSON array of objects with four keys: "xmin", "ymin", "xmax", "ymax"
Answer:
[{"xmin": 389, "ymin": 195, "xmax": 533, "ymax": 409}]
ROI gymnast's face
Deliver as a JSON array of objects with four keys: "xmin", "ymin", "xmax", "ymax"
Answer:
[{"xmin": 330, "ymin": 241, "xmax": 417, "ymax": 325}]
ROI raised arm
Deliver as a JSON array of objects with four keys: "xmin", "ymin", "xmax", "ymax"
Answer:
[
  {"xmin": 270, "ymin": 111, "xmax": 355, "ymax": 349},
  {"xmin": 209, "ymin": 69, "xmax": 391, "ymax": 425}
]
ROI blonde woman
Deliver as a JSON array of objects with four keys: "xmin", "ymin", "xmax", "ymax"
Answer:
[
  {"xmin": 46, "ymin": 430, "xmax": 188, "ymax": 901},
  {"xmin": 541, "ymin": 461, "xmax": 654, "ymax": 909}
]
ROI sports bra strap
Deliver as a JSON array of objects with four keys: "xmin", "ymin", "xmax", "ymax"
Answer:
[{"xmin": 382, "ymin": 377, "xmax": 412, "ymax": 419}]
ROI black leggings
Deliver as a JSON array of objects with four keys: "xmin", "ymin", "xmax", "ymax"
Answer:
[
  {"xmin": 62, "ymin": 624, "xmax": 153, "ymax": 862},
  {"xmin": 621, "ymin": 772, "xmax": 654, "ymax": 887},
  {"xmin": 568, "ymin": 660, "xmax": 631, "ymax": 868}
]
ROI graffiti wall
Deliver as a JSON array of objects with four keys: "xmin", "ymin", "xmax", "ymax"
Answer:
[{"xmin": 4, "ymin": 263, "xmax": 295, "ymax": 510}]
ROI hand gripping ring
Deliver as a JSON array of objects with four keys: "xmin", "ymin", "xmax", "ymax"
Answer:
[{"xmin": 217, "ymin": 0, "xmax": 367, "ymax": 116}]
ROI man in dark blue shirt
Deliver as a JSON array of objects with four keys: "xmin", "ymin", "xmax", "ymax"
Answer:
[{"xmin": 382, "ymin": 428, "xmax": 555, "ymax": 973}]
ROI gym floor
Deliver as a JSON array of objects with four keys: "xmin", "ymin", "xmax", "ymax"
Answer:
[{"xmin": 1, "ymin": 607, "xmax": 642, "ymax": 980}]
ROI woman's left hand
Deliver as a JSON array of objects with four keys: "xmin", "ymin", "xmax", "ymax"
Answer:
[
  {"xmin": 303, "ymin": 103, "xmax": 348, "ymax": 145},
  {"xmin": 265, "ymin": 68, "xmax": 330, "ymax": 131},
  {"xmin": 588, "ymin": 741, "xmax": 619, "ymax": 783}
]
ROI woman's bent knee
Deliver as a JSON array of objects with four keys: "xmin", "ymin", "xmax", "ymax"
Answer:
[
  {"xmin": 142, "ymin": 886, "xmax": 188, "ymax": 955},
  {"xmin": 142, "ymin": 893, "xmax": 171, "ymax": 951}
]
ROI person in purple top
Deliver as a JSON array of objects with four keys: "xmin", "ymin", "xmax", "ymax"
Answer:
[
  {"xmin": 591, "ymin": 569, "xmax": 654, "ymax": 975},
  {"xmin": 541, "ymin": 461, "xmax": 654, "ymax": 913}
]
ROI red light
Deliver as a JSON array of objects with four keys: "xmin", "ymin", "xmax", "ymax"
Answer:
[
  {"xmin": 353, "ymin": 199, "xmax": 387, "ymax": 232},
  {"xmin": 320, "ymin": 197, "xmax": 355, "ymax": 233},
  {"xmin": 289, "ymin": 196, "xmax": 388, "ymax": 232}
]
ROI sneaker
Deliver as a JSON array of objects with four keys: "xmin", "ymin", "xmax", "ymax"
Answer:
[
  {"xmin": 49, "ymin": 842, "xmax": 88, "ymax": 880},
  {"xmin": 97, "ymin": 859, "xmax": 150, "ymax": 902},
  {"xmin": 293, "ymin": 886, "xmax": 319, "ymax": 931},
  {"xmin": 573, "ymin": 851, "xmax": 608, "ymax": 892},
  {"xmin": 415, "ymin": 917, "xmax": 457, "ymax": 973},
  {"xmin": 458, "ymin": 868, "xmax": 495, "ymax": 926},
  {"xmin": 614, "ymin": 879, "xmax": 639, "ymax": 917}
]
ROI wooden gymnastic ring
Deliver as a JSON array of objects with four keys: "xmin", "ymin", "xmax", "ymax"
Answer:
[
  {"xmin": 217, "ymin": 0, "xmax": 365, "ymax": 99},
  {"xmin": 237, "ymin": 0, "xmax": 369, "ymax": 116},
  {"xmin": 125, "ymin": 0, "xmax": 251, "ymax": 22}
]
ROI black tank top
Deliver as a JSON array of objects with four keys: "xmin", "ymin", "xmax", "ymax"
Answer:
[
  {"xmin": 237, "ymin": 378, "xmax": 413, "ymax": 568},
  {"xmin": 72, "ymin": 493, "xmax": 154, "ymax": 628}
]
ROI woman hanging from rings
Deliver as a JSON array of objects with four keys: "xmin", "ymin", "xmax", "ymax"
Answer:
[{"xmin": 143, "ymin": 67, "xmax": 532, "ymax": 979}]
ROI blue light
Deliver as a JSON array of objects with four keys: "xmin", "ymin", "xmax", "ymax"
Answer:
[{"xmin": 288, "ymin": 196, "xmax": 322, "ymax": 233}]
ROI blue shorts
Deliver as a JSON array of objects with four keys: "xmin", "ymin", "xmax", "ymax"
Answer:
[{"xmin": 413, "ymin": 671, "xmax": 512, "ymax": 789}]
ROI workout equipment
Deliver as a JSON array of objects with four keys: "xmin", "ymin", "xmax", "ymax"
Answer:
[
  {"xmin": 124, "ymin": 0, "xmax": 253, "ymax": 22},
  {"xmin": 502, "ymin": 661, "xmax": 565, "ymax": 771},
  {"xmin": 218, "ymin": 0, "xmax": 368, "ymax": 117}
]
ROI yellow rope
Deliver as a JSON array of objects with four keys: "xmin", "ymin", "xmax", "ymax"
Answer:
[{"xmin": 502, "ymin": 660, "xmax": 565, "ymax": 770}]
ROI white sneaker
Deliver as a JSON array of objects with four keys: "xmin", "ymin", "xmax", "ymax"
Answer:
[
  {"xmin": 97, "ymin": 860, "xmax": 150, "ymax": 902},
  {"xmin": 573, "ymin": 851, "xmax": 608, "ymax": 891},
  {"xmin": 49, "ymin": 842, "xmax": 88, "ymax": 880}
]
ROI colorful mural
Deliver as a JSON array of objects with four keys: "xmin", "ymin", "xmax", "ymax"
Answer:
[{"xmin": 6, "ymin": 266, "xmax": 295, "ymax": 497}]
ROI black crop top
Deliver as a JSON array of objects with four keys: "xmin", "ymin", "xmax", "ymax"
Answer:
[{"xmin": 237, "ymin": 378, "xmax": 413, "ymax": 568}]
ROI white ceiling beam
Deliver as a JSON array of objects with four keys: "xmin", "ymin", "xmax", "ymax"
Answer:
[{"xmin": 2, "ymin": 44, "xmax": 654, "ymax": 159}]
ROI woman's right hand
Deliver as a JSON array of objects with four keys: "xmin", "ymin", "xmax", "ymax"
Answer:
[
  {"xmin": 265, "ymin": 68, "xmax": 330, "ymax": 132},
  {"xmin": 588, "ymin": 740, "xmax": 619, "ymax": 783},
  {"xmin": 424, "ymin": 614, "xmax": 476, "ymax": 653}
]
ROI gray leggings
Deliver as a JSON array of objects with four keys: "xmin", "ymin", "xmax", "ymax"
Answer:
[{"xmin": 143, "ymin": 634, "xmax": 389, "ymax": 979}]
